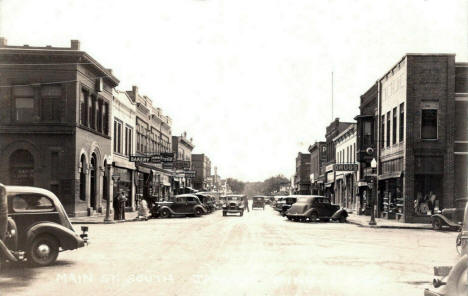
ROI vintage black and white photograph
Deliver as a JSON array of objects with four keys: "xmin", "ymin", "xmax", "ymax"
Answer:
[{"xmin": 0, "ymin": 0, "xmax": 467, "ymax": 295}]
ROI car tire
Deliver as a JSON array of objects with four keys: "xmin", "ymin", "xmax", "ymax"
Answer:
[
  {"xmin": 28, "ymin": 234, "xmax": 59, "ymax": 266},
  {"xmin": 339, "ymin": 215, "xmax": 346, "ymax": 223},
  {"xmin": 223, "ymin": 211, "xmax": 226, "ymax": 216},
  {"xmin": 194, "ymin": 208, "xmax": 203, "ymax": 217},
  {"xmin": 309, "ymin": 212, "xmax": 318, "ymax": 222},
  {"xmin": 286, "ymin": 216, "xmax": 292, "ymax": 220},
  {"xmin": 432, "ymin": 218, "xmax": 443, "ymax": 230},
  {"xmin": 160, "ymin": 208, "xmax": 171, "ymax": 219},
  {"xmin": 240, "ymin": 210, "xmax": 244, "ymax": 217}
]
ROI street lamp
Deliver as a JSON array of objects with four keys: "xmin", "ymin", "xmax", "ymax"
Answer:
[{"xmin": 369, "ymin": 158, "xmax": 377, "ymax": 226}]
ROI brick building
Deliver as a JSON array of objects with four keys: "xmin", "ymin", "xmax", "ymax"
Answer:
[
  {"xmin": 294, "ymin": 152, "xmax": 311, "ymax": 194},
  {"xmin": 308, "ymin": 141, "xmax": 326, "ymax": 194},
  {"xmin": 191, "ymin": 154, "xmax": 211, "ymax": 190},
  {"xmin": 321, "ymin": 118, "xmax": 354, "ymax": 202},
  {"xmin": 0, "ymin": 38, "xmax": 119, "ymax": 216},
  {"xmin": 172, "ymin": 132, "xmax": 195, "ymax": 192},
  {"xmin": 357, "ymin": 54, "xmax": 468, "ymax": 223}
]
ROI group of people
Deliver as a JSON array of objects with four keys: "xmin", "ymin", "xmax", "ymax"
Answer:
[
  {"xmin": 113, "ymin": 190, "xmax": 151, "ymax": 221},
  {"xmin": 414, "ymin": 191, "xmax": 437, "ymax": 215}
]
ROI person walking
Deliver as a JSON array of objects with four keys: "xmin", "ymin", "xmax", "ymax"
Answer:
[
  {"xmin": 244, "ymin": 195, "xmax": 249, "ymax": 213},
  {"xmin": 113, "ymin": 191, "xmax": 122, "ymax": 220},
  {"xmin": 119, "ymin": 192, "xmax": 128, "ymax": 220}
]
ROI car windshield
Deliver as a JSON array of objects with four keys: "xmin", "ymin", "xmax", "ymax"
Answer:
[{"xmin": 227, "ymin": 196, "xmax": 239, "ymax": 201}]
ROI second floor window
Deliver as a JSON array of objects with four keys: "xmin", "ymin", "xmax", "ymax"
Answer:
[
  {"xmin": 124, "ymin": 126, "xmax": 133, "ymax": 156},
  {"xmin": 114, "ymin": 120, "xmax": 122, "ymax": 154},
  {"xmin": 392, "ymin": 107, "xmax": 397, "ymax": 145},
  {"xmin": 386, "ymin": 112, "xmax": 390, "ymax": 147},
  {"xmin": 41, "ymin": 86, "xmax": 63, "ymax": 122},
  {"xmin": 14, "ymin": 86, "xmax": 34, "ymax": 123},
  {"xmin": 399, "ymin": 103, "xmax": 404, "ymax": 142}
]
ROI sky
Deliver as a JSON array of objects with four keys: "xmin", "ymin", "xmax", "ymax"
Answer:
[{"xmin": 1, "ymin": 0, "xmax": 467, "ymax": 182}]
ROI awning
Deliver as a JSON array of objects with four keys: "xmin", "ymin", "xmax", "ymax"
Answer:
[
  {"xmin": 335, "ymin": 174, "xmax": 345, "ymax": 181},
  {"xmin": 325, "ymin": 182, "xmax": 334, "ymax": 188},
  {"xmin": 137, "ymin": 166, "xmax": 151, "ymax": 174},
  {"xmin": 379, "ymin": 171, "xmax": 403, "ymax": 180},
  {"xmin": 113, "ymin": 160, "xmax": 136, "ymax": 170}
]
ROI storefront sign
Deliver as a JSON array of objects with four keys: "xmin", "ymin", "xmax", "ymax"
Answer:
[
  {"xmin": 334, "ymin": 163, "xmax": 358, "ymax": 172},
  {"xmin": 162, "ymin": 162, "xmax": 173, "ymax": 169},
  {"xmin": 175, "ymin": 160, "xmax": 191, "ymax": 169},
  {"xmin": 184, "ymin": 170, "xmax": 196, "ymax": 178}
]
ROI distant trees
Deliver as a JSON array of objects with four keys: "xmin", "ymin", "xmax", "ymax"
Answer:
[
  {"xmin": 242, "ymin": 174, "xmax": 290, "ymax": 196},
  {"xmin": 226, "ymin": 178, "xmax": 246, "ymax": 194}
]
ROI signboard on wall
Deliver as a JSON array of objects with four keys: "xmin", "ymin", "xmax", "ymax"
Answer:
[{"xmin": 334, "ymin": 163, "xmax": 358, "ymax": 172}]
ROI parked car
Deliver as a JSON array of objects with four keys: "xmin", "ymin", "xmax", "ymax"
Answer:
[
  {"xmin": 431, "ymin": 207, "xmax": 464, "ymax": 231},
  {"xmin": 151, "ymin": 194, "xmax": 207, "ymax": 218},
  {"xmin": 425, "ymin": 202, "xmax": 468, "ymax": 296},
  {"xmin": 285, "ymin": 195, "xmax": 348, "ymax": 223},
  {"xmin": 273, "ymin": 196, "xmax": 286, "ymax": 211},
  {"xmin": 1, "ymin": 185, "xmax": 88, "ymax": 267},
  {"xmin": 195, "ymin": 193, "xmax": 216, "ymax": 213},
  {"xmin": 222, "ymin": 195, "xmax": 245, "ymax": 216},
  {"xmin": 279, "ymin": 197, "xmax": 298, "ymax": 216},
  {"xmin": 252, "ymin": 196, "xmax": 265, "ymax": 210}
]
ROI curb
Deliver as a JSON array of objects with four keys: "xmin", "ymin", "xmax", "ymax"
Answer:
[
  {"xmin": 71, "ymin": 218, "xmax": 144, "ymax": 225},
  {"xmin": 347, "ymin": 219, "xmax": 433, "ymax": 230}
]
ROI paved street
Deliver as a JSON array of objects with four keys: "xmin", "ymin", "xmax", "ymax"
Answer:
[{"xmin": 0, "ymin": 205, "xmax": 459, "ymax": 296}]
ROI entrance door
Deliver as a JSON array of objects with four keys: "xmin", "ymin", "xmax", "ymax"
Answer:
[
  {"xmin": 90, "ymin": 154, "xmax": 97, "ymax": 210},
  {"xmin": 9, "ymin": 150, "xmax": 34, "ymax": 186}
]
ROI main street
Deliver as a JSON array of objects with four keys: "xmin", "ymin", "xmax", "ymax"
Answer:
[{"xmin": 1, "ymin": 205, "xmax": 458, "ymax": 296}]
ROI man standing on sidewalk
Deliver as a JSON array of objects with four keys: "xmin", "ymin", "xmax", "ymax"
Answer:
[{"xmin": 244, "ymin": 195, "xmax": 249, "ymax": 213}]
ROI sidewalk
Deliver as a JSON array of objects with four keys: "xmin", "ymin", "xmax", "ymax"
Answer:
[
  {"xmin": 70, "ymin": 211, "xmax": 140, "ymax": 224},
  {"xmin": 346, "ymin": 213, "xmax": 433, "ymax": 230}
]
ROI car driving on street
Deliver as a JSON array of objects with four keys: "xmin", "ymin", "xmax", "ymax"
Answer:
[
  {"xmin": 151, "ymin": 194, "xmax": 207, "ymax": 218},
  {"xmin": 252, "ymin": 196, "xmax": 265, "ymax": 210},
  {"xmin": 286, "ymin": 195, "xmax": 348, "ymax": 223},
  {"xmin": 222, "ymin": 195, "xmax": 245, "ymax": 216}
]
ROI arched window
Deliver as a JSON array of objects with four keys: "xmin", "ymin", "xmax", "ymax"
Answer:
[{"xmin": 9, "ymin": 149, "xmax": 34, "ymax": 186}]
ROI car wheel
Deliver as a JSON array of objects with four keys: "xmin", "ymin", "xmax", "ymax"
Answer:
[
  {"xmin": 160, "ymin": 208, "xmax": 171, "ymax": 218},
  {"xmin": 432, "ymin": 217, "xmax": 443, "ymax": 230},
  {"xmin": 339, "ymin": 215, "xmax": 346, "ymax": 223},
  {"xmin": 28, "ymin": 235, "xmax": 59, "ymax": 266},
  {"xmin": 194, "ymin": 208, "xmax": 203, "ymax": 217},
  {"xmin": 286, "ymin": 216, "xmax": 292, "ymax": 220},
  {"xmin": 309, "ymin": 212, "xmax": 318, "ymax": 222},
  {"xmin": 240, "ymin": 210, "xmax": 244, "ymax": 217},
  {"xmin": 223, "ymin": 211, "xmax": 226, "ymax": 216}
]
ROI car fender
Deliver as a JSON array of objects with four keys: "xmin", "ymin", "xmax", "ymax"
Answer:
[
  {"xmin": 431, "ymin": 214, "xmax": 458, "ymax": 228},
  {"xmin": 195, "ymin": 205, "xmax": 207, "ymax": 213},
  {"xmin": 157, "ymin": 206, "xmax": 177, "ymax": 215},
  {"xmin": 332, "ymin": 208, "xmax": 348, "ymax": 219},
  {"xmin": 5, "ymin": 217, "xmax": 18, "ymax": 251},
  {"xmin": 26, "ymin": 222, "xmax": 84, "ymax": 251}
]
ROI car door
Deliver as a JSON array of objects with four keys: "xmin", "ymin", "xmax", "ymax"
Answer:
[
  {"xmin": 320, "ymin": 198, "xmax": 334, "ymax": 218},
  {"xmin": 172, "ymin": 196, "xmax": 185, "ymax": 213},
  {"xmin": 186, "ymin": 196, "xmax": 198, "ymax": 213},
  {"xmin": 8, "ymin": 193, "xmax": 60, "ymax": 247}
]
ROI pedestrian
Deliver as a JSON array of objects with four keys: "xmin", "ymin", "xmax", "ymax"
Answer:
[
  {"xmin": 138, "ymin": 198, "xmax": 150, "ymax": 221},
  {"xmin": 244, "ymin": 195, "xmax": 249, "ymax": 212},
  {"xmin": 113, "ymin": 191, "xmax": 122, "ymax": 220},
  {"xmin": 119, "ymin": 192, "xmax": 128, "ymax": 220},
  {"xmin": 429, "ymin": 191, "xmax": 437, "ymax": 215}
]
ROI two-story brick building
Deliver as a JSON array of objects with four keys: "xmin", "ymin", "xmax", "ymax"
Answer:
[
  {"xmin": 308, "ymin": 141, "xmax": 326, "ymax": 195},
  {"xmin": 172, "ymin": 132, "xmax": 195, "ymax": 193},
  {"xmin": 0, "ymin": 38, "xmax": 119, "ymax": 216},
  {"xmin": 294, "ymin": 152, "xmax": 311, "ymax": 194},
  {"xmin": 191, "ymin": 154, "xmax": 211, "ymax": 191}
]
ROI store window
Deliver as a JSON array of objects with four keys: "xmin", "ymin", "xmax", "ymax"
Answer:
[{"xmin": 421, "ymin": 109, "xmax": 437, "ymax": 140}]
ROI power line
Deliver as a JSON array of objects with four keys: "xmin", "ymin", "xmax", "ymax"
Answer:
[{"xmin": 0, "ymin": 74, "xmax": 114, "ymax": 88}]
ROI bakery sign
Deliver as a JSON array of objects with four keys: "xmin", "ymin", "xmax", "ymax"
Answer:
[{"xmin": 334, "ymin": 163, "xmax": 358, "ymax": 172}]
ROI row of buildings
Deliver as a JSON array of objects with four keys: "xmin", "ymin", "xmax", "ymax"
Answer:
[
  {"xmin": 0, "ymin": 38, "xmax": 225, "ymax": 217},
  {"xmin": 293, "ymin": 53, "xmax": 468, "ymax": 223}
]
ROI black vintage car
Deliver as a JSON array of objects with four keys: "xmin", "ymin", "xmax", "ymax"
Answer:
[
  {"xmin": 1, "ymin": 185, "xmax": 88, "ymax": 267},
  {"xmin": 222, "ymin": 195, "xmax": 245, "ymax": 216},
  {"xmin": 279, "ymin": 197, "xmax": 297, "ymax": 216},
  {"xmin": 151, "ymin": 194, "xmax": 207, "ymax": 218},
  {"xmin": 252, "ymin": 196, "xmax": 265, "ymax": 210},
  {"xmin": 195, "ymin": 193, "xmax": 216, "ymax": 213},
  {"xmin": 286, "ymin": 195, "xmax": 348, "ymax": 223},
  {"xmin": 431, "ymin": 207, "xmax": 464, "ymax": 231}
]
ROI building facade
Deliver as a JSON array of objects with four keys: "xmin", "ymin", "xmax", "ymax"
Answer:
[
  {"xmin": 172, "ymin": 132, "xmax": 195, "ymax": 193},
  {"xmin": 111, "ymin": 90, "xmax": 137, "ymax": 211},
  {"xmin": 0, "ymin": 38, "xmax": 119, "ymax": 217},
  {"xmin": 333, "ymin": 124, "xmax": 358, "ymax": 211},
  {"xmin": 322, "ymin": 118, "xmax": 354, "ymax": 202},
  {"xmin": 356, "ymin": 54, "xmax": 468, "ymax": 223},
  {"xmin": 294, "ymin": 152, "xmax": 311, "ymax": 194},
  {"xmin": 308, "ymin": 141, "xmax": 326, "ymax": 195},
  {"xmin": 191, "ymin": 154, "xmax": 211, "ymax": 190}
]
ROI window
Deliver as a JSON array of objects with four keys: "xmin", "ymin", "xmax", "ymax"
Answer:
[
  {"xmin": 97, "ymin": 100, "xmax": 103, "ymax": 133},
  {"xmin": 14, "ymin": 86, "xmax": 35, "ymax": 122},
  {"xmin": 80, "ymin": 90, "xmax": 88, "ymax": 126},
  {"xmin": 392, "ymin": 107, "xmax": 397, "ymax": 145},
  {"xmin": 381, "ymin": 115, "xmax": 385, "ymax": 148},
  {"xmin": 114, "ymin": 120, "xmax": 122, "ymax": 154},
  {"xmin": 90, "ymin": 96, "xmax": 97, "ymax": 129},
  {"xmin": 11, "ymin": 194, "xmax": 55, "ymax": 212},
  {"xmin": 386, "ymin": 112, "xmax": 391, "ymax": 147},
  {"xmin": 41, "ymin": 86, "xmax": 63, "ymax": 122},
  {"xmin": 363, "ymin": 121, "xmax": 373, "ymax": 147},
  {"xmin": 399, "ymin": 103, "xmax": 404, "ymax": 142},
  {"xmin": 124, "ymin": 126, "xmax": 133, "ymax": 156},
  {"xmin": 87, "ymin": 95, "xmax": 93, "ymax": 128},
  {"xmin": 103, "ymin": 103, "xmax": 109, "ymax": 135},
  {"xmin": 421, "ymin": 109, "xmax": 437, "ymax": 139}
]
